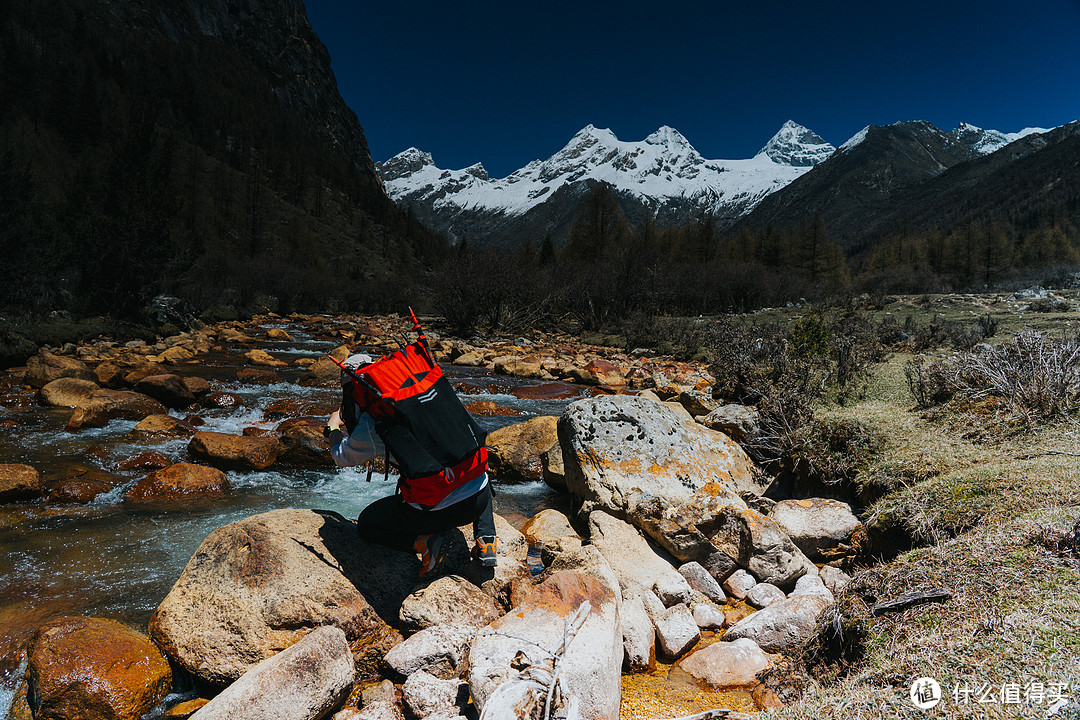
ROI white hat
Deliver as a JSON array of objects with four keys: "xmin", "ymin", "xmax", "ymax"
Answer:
[{"xmin": 340, "ymin": 353, "xmax": 373, "ymax": 385}]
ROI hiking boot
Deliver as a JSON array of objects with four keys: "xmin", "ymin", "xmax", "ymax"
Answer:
[
  {"xmin": 414, "ymin": 533, "xmax": 446, "ymax": 577},
  {"xmin": 472, "ymin": 536, "xmax": 498, "ymax": 567}
]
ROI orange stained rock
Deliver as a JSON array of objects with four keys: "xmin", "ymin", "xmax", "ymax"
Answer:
[{"xmin": 797, "ymin": 499, "xmax": 813, "ymax": 508}]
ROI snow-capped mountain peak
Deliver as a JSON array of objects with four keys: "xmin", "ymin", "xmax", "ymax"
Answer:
[
  {"xmin": 758, "ymin": 120, "xmax": 836, "ymax": 166},
  {"xmin": 376, "ymin": 122, "xmax": 837, "ymax": 243}
]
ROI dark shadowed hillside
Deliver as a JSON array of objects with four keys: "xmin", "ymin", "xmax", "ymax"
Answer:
[{"xmin": 0, "ymin": 0, "xmax": 446, "ymax": 322}]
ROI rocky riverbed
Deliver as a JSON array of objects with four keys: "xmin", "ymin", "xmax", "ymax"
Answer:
[{"xmin": 0, "ymin": 313, "xmax": 865, "ymax": 719}]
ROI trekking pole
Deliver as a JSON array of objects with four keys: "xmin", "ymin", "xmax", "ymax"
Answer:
[{"xmin": 408, "ymin": 306, "xmax": 436, "ymax": 367}]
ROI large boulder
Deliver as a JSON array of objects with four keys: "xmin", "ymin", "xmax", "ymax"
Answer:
[
  {"xmin": 588, "ymin": 510, "xmax": 689, "ymax": 602},
  {"xmin": 188, "ymin": 431, "xmax": 278, "ymax": 471},
  {"xmin": 769, "ymin": 498, "xmax": 864, "ymax": 562},
  {"xmin": 150, "ymin": 509, "xmax": 404, "ymax": 686},
  {"xmin": 66, "ymin": 390, "xmax": 168, "ymax": 431},
  {"xmin": 723, "ymin": 595, "xmax": 832, "ymax": 652},
  {"xmin": 38, "ymin": 377, "xmax": 100, "ymax": 408},
  {"xmin": 188, "ymin": 626, "xmax": 354, "ymax": 720},
  {"xmin": 398, "ymin": 575, "xmax": 502, "ymax": 633},
  {"xmin": 558, "ymin": 395, "xmax": 763, "ymax": 517},
  {"xmin": 25, "ymin": 353, "xmax": 96, "ymax": 388},
  {"xmin": 486, "ymin": 416, "xmax": 559, "ymax": 483},
  {"xmin": 673, "ymin": 638, "xmax": 772, "ymax": 690},
  {"xmin": 28, "ymin": 616, "xmax": 172, "ymax": 720},
  {"xmin": 134, "ymin": 374, "xmax": 197, "ymax": 410},
  {"xmin": 0, "ymin": 464, "xmax": 42, "ymax": 502},
  {"xmin": 468, "ymin": 571, "xmax": 621, "ymax": 720},
  {"xmin": 124, "ymin": 463, "xmax": 230, "ymax": 505}
]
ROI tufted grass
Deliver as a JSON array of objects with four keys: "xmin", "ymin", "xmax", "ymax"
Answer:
[{"xmin": 766, "ymin": 345, "xmax": 1080, "ymax": 719}]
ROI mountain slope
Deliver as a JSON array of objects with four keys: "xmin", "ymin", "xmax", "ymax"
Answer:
[
  {"xmin": 378, "ymin": 121, "xmax": 836, "ymax": 247},
  {"xmin": 0, "ymin": 0, "xmax": 441, "ymax": 318},
  {"xmin": 740, "ymin": 120, "xmax": 1060, "ymax": 246}
]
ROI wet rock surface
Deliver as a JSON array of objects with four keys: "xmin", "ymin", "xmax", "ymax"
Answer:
[{"xmin": 28, "ymin": 616, "xmax": 172, "ymax": 720}]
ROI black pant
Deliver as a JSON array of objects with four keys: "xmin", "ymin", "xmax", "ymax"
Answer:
[{"xmin": 356, "ymin": 482, "xmax": 496, "ymax": 553}]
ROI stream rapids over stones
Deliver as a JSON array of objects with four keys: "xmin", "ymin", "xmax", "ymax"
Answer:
[{"xmin": 0, "ymin": 313, "xmax": 863, "ymax": 719}]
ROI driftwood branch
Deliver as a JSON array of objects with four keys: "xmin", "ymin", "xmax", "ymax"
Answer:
[
  {"xmin": 872, "ymin": 588, "xmax": 952, "ymax": 616},
  {"xmin": 648, "ymin": 709, "xmax": 755, "ymax": 720}
]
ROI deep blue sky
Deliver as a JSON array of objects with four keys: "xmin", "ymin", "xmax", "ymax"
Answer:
[{"xmin": 304, "ymin": 0, "xmax": 1080, "ymax": 178}]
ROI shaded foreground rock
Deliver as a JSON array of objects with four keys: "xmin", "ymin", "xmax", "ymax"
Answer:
[
  {"xmin": 188, "ymin": 431, "xmax": 278, "ymax": 471},
  {"xmin": 150, "ymin": 509, "xmax": 402, "ymax": 685},
  {"xmin": 559, "ymin": 395, "xmax": 763, "ymax": 517},
  {"xmin": 189, "ymin": 626, "xmax": 354, "ymax": 720},
  {"xmin": 469, "ymin": 570, "xmax": 621, "ymax": 720},
  {"xmin": 28, "ymin": 616, "xmax": 172, "ymax": 720}
]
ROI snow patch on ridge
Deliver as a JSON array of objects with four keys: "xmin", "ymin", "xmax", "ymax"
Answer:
[{"xmin": 378, "ymin": 121, "xmax": 836, "ymax": 218}]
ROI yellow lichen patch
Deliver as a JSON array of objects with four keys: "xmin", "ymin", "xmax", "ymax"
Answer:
[
  {"xmin": 797, "ymin": 499, "xmax": 813, "ymax": 508},
  {"xmin": 620, "ymin": 659, "xmax": 757, "ymax": 720}
]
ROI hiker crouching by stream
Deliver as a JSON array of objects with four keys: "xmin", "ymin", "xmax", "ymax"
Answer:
[{"xmin": 324, "ymin": 349, "xmax": 498, "ymax": 577}]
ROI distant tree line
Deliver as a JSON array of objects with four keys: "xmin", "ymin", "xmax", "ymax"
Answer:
[{"xmin": 433, "ymin": 183, "xmax": 1080, "ymax": 336}]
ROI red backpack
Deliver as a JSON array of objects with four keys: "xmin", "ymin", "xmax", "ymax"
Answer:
[{"xmin": 336, "ymin": 315, "xmax": 487, "ymax": 508}]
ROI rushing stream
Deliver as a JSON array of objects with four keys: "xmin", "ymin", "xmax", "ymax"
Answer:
[{"xmin": 0, "ymin": 320, "xmax": 580, "ymax": 715}]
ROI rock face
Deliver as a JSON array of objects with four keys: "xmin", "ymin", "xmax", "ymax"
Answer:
[
  {"xmin": 723, "ymin": 595, "xmax": 832, "ymax": 652},
  {"xmin": 188, "ymin": 626, "xmax": 354, "ymax": 720},
  {"xmin": 486, "ymin": 416, "xmax": 559, "ymax": 483},
  {"xmin": 588, "ymin": 510, "xmax": 689, "ymax": 602},
  {"xmin": 150, "ymin": 509, "xmax": 402, "ymax": 686},
  {"xmin": 124, "ymin": 463, "xmax": 230, "ymax": 504},
  {"xmin": 188, "ymin": 431, "xmax": 278, "ymax": 470},
  {"xmin": 28, "ymin": 616, "xmax": 172, "ymax": 720},
  {"xmin": 38, "ymin": 377, "xmax": 100, "ymax": 408},
  {"xmin": 469, "ymin": 571, "xmax": 621, "ymax": 720},
  {"xmin": 397, "ymin": 575, "xmax": 502, "ymax": 633},
  {"xmin": 558, "ymin": 395, "xmax": 762, "ymax": 517},
  {"xmin": 401, "ymin": 671, "xmax": 466, "ymax": 720},
  {"xmin": 769, "ymin": 498, "xmax": 864, "ymax": 561},
  {"xmin": 66, "ymin": 390, "xmax": 168, "ymax": 431},
  {"xmin": 25, "ymin": 353, "xmax": 96, "ymax": 388},
  {"xmin": 674, "ymin": 638, "xmax": 771, "ymax": 690},
  {"xmin": 0, "ymin": 464, "xmax": 42, "ymax": 502}
]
